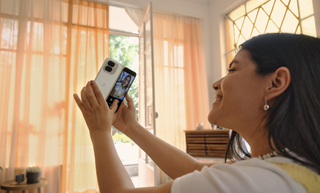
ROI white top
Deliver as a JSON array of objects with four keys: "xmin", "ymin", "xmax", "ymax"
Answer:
[{"xmin": 171, "ymin": 157, "xmax": 307, "ymax": 193}]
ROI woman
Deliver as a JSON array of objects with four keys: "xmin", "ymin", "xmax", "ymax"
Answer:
[
  {"xmin": 111, "ymin": 75, "xmax": 132, "ymax": 99},
  {"xmin": 73, "ymin": 33, "xmax": 320, "ymax": 193}
]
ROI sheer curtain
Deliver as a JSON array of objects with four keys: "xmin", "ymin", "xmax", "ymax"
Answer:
[
  {"xmin": 0, "ymin": 0, "xmax": 109, "ymax": 192},
  {"xmin": 153, "ymin": 12, "xmax": 210, "ymax": 151},
  {"xmin": 126, "ymin": 8, "xmax": 210, "ymax": 151}
]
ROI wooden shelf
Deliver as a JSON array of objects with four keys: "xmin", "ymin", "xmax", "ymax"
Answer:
[{"xmin": 184, "ymin": 130, "xmax": 231, "ymax": 158}]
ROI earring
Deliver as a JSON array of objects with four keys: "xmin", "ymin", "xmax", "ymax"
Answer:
[{"xmin": 264, "ymin": 96, "xmax": 270, "ymax": 111}]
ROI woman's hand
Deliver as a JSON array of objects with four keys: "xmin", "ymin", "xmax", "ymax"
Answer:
[
  {"xmin": 112, "ymin": 94, "xmax": 140, "ymax": 134},
  {"xmin": 73, "ymin": 80, "xmax": 118, "ymax": 133}
]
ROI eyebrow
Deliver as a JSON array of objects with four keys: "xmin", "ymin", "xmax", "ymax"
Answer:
[{"xmin": 228, "ymin": 59, "xmax": 240, "ymax": 69}]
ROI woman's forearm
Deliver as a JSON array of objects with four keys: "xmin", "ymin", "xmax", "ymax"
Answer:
[
  {"xmin": 125, "ymin": 123, "xmax": 207, "ymax": 179},
  {"xmin": 90, "ymin": 130, "xmax": 134, "ymax": 193}
]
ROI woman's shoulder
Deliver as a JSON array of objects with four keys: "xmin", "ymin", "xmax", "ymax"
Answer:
[{"xmin": 171, "ymin": 158, "xmax": 307, "ymax": 193}]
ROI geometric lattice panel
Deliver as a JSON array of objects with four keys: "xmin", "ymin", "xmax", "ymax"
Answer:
[{"xmin": 225, "ymin": 0, "xmax": 316, "ymax": 70}]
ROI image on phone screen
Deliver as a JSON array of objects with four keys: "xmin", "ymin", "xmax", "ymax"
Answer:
[{"xmin": 106, "ymin": 68, "xmax": 136, "ymax": 112}]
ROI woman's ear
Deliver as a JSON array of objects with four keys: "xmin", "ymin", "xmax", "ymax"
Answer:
[{"xmin": 266, "ymin": 67, "xmax": 291, "ymax": 100}]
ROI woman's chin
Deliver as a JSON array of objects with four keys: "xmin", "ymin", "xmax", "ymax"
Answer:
[{"xmin": 207, "ymin": 110, "xmax": 219, "ymax": 125}]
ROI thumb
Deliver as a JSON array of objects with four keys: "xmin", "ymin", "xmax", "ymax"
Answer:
[
  {"xmin": 125, "ymin": 94, "xmax": 135, "ymax": 109},
  {"xmin": 110, "ymin": 99, "xmax": 119, "ymax": 113}
]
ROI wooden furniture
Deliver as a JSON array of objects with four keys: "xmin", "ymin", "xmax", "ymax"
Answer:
[
  {"xmin": 184, "ymin": 130, "xmax": 230, "ymax": 158},
  {"xmin": 1, "ymin": 178, "xmax": 47, "ymax": 193}
]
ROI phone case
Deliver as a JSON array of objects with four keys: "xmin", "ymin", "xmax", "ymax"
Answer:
[{"xmin": 95, "ymin": 58, "xmax": 124, "ymax": 100}]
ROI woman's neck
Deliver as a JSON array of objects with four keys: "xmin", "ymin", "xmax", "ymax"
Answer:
[{"xmin": 247, "ymin": 133, "xmax": 275, "ymax": 158}]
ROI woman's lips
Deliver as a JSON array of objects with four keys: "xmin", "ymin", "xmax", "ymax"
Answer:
[{"xmin": 213, "ymin": 95, "xmax": 222, "ymax": 104}]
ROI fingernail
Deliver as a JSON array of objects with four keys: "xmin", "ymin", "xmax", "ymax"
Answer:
[{"xmin": 91, "ymin": 80, "xmax": 94, "ymax": 85}]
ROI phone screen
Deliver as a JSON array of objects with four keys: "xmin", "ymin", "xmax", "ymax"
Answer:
[{"xmin": 106, "ymin": 67, "xmax": 136, "ymax": 112}]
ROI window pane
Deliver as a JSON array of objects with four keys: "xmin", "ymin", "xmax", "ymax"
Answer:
[
  {"xmin": 265, "ymin": 20, "xmax": 279, "ymax": 33},
  {"xmin": 109, "ymin": 6, "xmax": 139, "ymax": 34},
  {"xmin": 255, "ymin": 8, "xmax": 269, "ymax": 33},
  {"xmin": 246, "ymin": 0, "xmax": 269, "ymax": 13},
  {"xmin": 225, "ymin": 18, "xmax": 234, "ymax": 52},
  {"xmin": 262, "ymin": 0, "xmax": 275, "ymax": 16},
  {"xmin": 62, "ymin": 1, "xmax": 69, "ymax": 23},
  {"xmin": 0, "ymin": 51, "xmax": 16, "ymax": 66},
  {"xmin": 228, "ymin": 4, "xmax": 245, "ymax": 21},
  {"xmin": 251, "ymin": 27, "xmax": 260, "ymax": 38},
  {"xmin": 247, "ymin": 9, "xmax": 258, "ymax": 23},
  {"xmin": 242, "ymin": 16, "xmax": 253, "ymax": 39},
  {"xmin": 270, "ymin": 0, "xmax": 286, "ymax": 27},
  {"xmin": 281, "ymin": 10, "xmax": 299, "ymax": 33},
  {"xmin": 298, "ymin": 0, "xmax": 314, "ymax": 18},
  {"xmin": 289, "ymin": 0, "xmax": 299, "ymax": 17},
  {"xmin": 235, "ymin": 16, "xmax": 244, "ymax": 30},
  {"xmin": 225, "ymin": 0, "xmax": 316, "ymax": 74},
  {"xmin": 301, "ymin": 16, "xmax": 317, "ymax": 37},
  {"xmin": 1, "ymin": 18, "xmax": 18, "ymax": 50}
]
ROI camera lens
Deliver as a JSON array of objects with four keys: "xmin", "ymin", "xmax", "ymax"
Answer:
[
  {"xmin": 105, "ymin": 66, "xmax": 112, "ymax": 72},
  {"xmin": 108, "ymin": 61, "xmax": 115, "ymax": 67}
]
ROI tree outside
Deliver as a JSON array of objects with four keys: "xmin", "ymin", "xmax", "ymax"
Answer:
[{"xmin": 109, "ymin": 34, "xmax": 139, "ymax": 118}]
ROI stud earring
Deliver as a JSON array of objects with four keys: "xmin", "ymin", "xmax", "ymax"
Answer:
[{"xmin": 264, "ymin": 96, "xmax": 270, "ymax": 111}]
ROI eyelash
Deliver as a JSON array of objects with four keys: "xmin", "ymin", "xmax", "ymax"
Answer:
[{"xmin": 227, "ymin": 68, "xmax": 236, "ymax": 73}]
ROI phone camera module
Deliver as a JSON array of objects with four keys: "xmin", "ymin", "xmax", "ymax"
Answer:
[
  {"xmin": 105, "ymin": 66, "xmax": 112, "ymax": 72},
  {"xmin": 108, "ymin": 61, "xmax": 115, "ymax": 67}
]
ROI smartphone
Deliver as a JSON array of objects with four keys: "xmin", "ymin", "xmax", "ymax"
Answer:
[{"xmin": 95, "ymin": 58, "xmax": 136, "ymax": 112}]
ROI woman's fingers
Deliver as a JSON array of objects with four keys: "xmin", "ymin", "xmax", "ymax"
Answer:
[
  {"xmin": 90, "ymin": 80, "xmax": 107, "ymax": 107},
  {"xmin": 73, "ymin": 93, "xmax": 86, "ymax": 111},
  {"xmin": 84, "ymin": 81, "xmax": 100, "ymax": 107},
  {"xmin": 76, "ymin": 80, "xmax": 112, "ymax": 112},
  {"xmin": 110, "ymin": 99, "xmax": 119, "ymax": 113},
  {"xmin": 81, "ymin": 86, "xmax": 92, "ymax": 110}
]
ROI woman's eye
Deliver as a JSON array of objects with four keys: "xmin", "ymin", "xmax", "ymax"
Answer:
[{"xmin": 227, "ymin": 68, "xmax": 236, "ymax": 74}]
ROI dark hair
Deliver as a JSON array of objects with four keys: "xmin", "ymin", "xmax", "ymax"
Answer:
[{"xmin": 225, "ymin": 33, "xmax": 320, "ymax": 173}]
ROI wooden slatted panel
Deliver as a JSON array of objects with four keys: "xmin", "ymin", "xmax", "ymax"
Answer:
[{"xmin": 185, "ymin": 130, "xmax": 231, "ymax": 158}]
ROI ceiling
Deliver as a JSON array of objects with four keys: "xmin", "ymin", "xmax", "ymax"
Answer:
[
  {"xmin": 179, "ymin": 0, "xmax": 216, "ymax": 6},
  {"xmin": 100, "ymin": 0, "xmax": 220, "ymax": 7}
]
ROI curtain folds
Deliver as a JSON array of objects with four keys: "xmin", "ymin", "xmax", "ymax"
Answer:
[
  {"xmin": 0, "ymin": 0, "xmax": 109, "ymax": 192},
  {"xmin": 125, "ymin": 7, "xmax": 210, "ymax": 151},
  {"xmin": 152, "ymin": 12, "xmax": 210, "ymax": 151}
]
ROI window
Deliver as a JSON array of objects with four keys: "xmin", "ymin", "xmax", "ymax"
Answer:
[
  {"xmin": 108, "ymin": 5, "xmax": 140, "ymax": 187},
  {"xmin": 225, "ymin": 0, "xmax": 317, "ymax": 71}
]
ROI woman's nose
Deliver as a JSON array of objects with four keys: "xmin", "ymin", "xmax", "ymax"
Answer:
[{"xmin": 212, "ymin": 79, "xmax": 221, "ymax": 91}]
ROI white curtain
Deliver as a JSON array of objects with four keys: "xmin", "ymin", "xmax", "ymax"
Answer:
[
  {"xmin": 125, "ymin": 8, "xmax": 210, "ymax": 150},
  {"xmin": 125, "ymin": 7, "xmax": 144, "ymax": 29},
  {"xmin": 0, "ymin": 0, "xmax": 109, "ymax": 192},
  {"xmin": 0, "ymin": 0, "xmax": 63, "ymax": 192}
]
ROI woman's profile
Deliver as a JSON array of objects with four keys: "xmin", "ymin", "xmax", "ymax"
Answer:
[{"xmin": 73, "ymin": 33, "xmax": 320, "ymax": 193}]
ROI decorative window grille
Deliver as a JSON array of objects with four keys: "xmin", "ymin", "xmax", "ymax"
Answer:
[{"xmin": 225, "ymin": 0, "xmax": 317, "ymax": 70}]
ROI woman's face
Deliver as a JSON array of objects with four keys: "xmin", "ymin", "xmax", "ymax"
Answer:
[
  {"xmin": 122, "ymin": 76, "xmax": 130, "ymax": 87},
  {"xmin": 208, "ymin": 49, "xmax": 269, "ymax": 133}
]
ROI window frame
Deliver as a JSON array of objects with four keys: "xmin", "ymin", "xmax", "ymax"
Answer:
[{"xmin": 224, "ymin": 0, "xmax": 318, "ymax": 73}]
